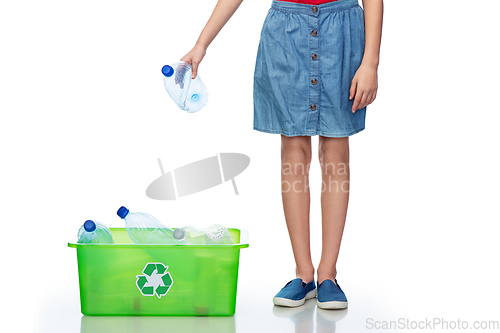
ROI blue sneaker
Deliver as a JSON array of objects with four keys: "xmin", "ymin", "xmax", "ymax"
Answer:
[
  {"xmin": 317, "ymin": 279, "xmax": 348, "ymax": 309},
  {"xmin": 273, "ymin": 278, "xmax": 317, "ymax": 307}
]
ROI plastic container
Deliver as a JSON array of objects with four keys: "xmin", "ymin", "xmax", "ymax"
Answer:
[
  {"xmin": 68, "ymin": 227, "xmax": 249, "ymax": 316},
  {"xmin": 162, "ymin": 61, "xmax": 208, "ymax": 113},
  {"xmin": 80, "ymin": 315, "xmax": 236, "ymax": 333}
]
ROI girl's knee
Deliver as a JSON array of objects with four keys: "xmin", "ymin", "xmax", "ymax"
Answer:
[
  {"xmin": 318, "ymin": 137, "xmax": 349, "ymax": 161},
  {"xmin": 318, "ymin": 137, "xmax": 349, "ymax": 175},
  {"xmin": 281, "ymin": 135, "xmax": 312, "ymax": 162}
]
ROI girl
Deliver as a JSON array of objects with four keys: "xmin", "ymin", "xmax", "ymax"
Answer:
[{"xmin": 181, "ymin": 0, "xmax": 383, "ymax": 309}]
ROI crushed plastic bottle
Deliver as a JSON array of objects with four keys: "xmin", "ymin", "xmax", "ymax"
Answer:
[
  {"xmin": 77, "ymin": 220, "xmax": 114, "ymax": 244},
  {"xmin": 117, "ymin": 206, "xmax": 178, "ymax": 245},
  {"xmin": 161, "ymin": 61, "xmax": 208, "ymax": 113},
  {"xmin": 173, "ymin": 224, "xmax": 233, "ymax": 245}
]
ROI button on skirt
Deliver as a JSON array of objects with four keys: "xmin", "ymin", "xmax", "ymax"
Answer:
[{"xmin": 253, "ymin": 0, "xmax": 367, "ymax": 137}]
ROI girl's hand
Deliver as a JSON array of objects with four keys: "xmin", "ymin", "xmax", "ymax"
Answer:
[
  {"xmin": 349, "ymin": 64, "xmax": 378, "ymax": 113},
  {"xmin": 180, "ymin": 44, "xmax": 207, "ymax": 79}
]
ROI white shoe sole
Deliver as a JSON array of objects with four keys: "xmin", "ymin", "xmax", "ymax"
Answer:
[
  {"xmin": 317, "ymin": 300, "xmax": 348, "ymax": 310},
  {"xmin": 273, "ymin": 289, "xmax": 317, "ymax": 307}
]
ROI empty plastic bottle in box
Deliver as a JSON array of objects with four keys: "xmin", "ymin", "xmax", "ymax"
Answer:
[
  {"xmin": 173, "ymin": 224, "xmax": 233, "ymax": 245},
  {"xmin": 172, "ymin": 226, "xmax": 206, "ymax": 245},
  {"xmin": 161, "ymin": 61, "xmax": 208, "ymax": 113},
  {"xmin": 205, "ymin": 224, "xmax": 234, "ymax": 244},
  {"xmin": 117, "ymin": 206, "xmax": 178, "ymax": 245},
  {"xmin": 77, "ymin": 220, "xmax": 114, "ymax": 244}
]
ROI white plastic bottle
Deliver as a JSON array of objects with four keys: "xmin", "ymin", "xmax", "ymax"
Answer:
[
  {"xmin": 117, "ymin": 206, "xmax": 178, "ymax": 245},
  {"xmin": 77, "ymin": 220, "xmax": 114, "ymax": 244},
  {"xmin": 205, "ymin": 224, "xmax": 234, "ymax": 244},
  {"xmin": 173, "ymin": 224, "xmax": 233, "ymax": 245},
  {"xmin": 161, "ymin": 62, "xmax": 208, "ymax": 113}
]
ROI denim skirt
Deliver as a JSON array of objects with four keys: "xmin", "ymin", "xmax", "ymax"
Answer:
[{"xmin": 253, "ymin": 0, "xmax": 366, "ymax": 137}]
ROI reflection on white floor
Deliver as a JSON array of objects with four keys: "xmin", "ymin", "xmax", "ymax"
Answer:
[
  {"xmin": 37, "ymin": 282, "xmax": 500, "ymax": 333},
  {"xmin": 272, "ymin": 300, "xmax": 348, "ymax": 333},
  {"xmin": 80, "ymin": 315, "xmax": 236, "ymax": 333},
  {"xmin": 78, "ymin": 298, "xmax": 347, "ymax": 333}
]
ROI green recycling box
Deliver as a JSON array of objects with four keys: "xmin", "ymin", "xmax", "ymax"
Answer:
[{"xmin": 68, "ymin": 228, "xmax": 249, "ymax": 316}]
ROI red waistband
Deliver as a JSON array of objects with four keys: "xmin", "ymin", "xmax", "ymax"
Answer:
[{"xmin": 276, "ymin": 0, "xmax": 339, "ymax": 5}]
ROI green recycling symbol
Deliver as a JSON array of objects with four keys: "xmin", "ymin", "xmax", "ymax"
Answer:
[{"xmin": 136, "ymin": 262, "xmax": 173, "ymax": 299}]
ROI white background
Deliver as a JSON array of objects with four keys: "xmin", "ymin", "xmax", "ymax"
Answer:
[{"xmin": 1, "ymin": 0, "xmax": 499, "ymax": 332}]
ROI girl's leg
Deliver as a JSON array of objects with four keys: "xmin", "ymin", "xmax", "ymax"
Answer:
[
  {"xmin": 317, "ymin": 136, "xmax": 350, "ymax": 285},
  {"xmin": 281, "ymin": 135, "xmax": 315, "ymax": 283}
]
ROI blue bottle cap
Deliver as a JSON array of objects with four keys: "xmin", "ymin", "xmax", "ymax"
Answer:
[
  {"xmin": 84, "ymin": 220, "xmax": 96, "ymax": 232},
  {"xmin": 191, "ymin": 94, "xmax": 199, "ymax": 102},
  {"xmin": 117, "ymin": 206, "xmax": 129, "ymax": 219},
  {"xmin": 161, "ymin": 65, "xmax": 174, "ymax": 78}
]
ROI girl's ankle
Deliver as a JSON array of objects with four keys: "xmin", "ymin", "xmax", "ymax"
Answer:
[
  {"xmin": 295, "ymin": 267, "xmax": 315, "ymax": 284},
  {"xmin": 317, "ymin": 268, "xmax": 337, "ymax": 285}
]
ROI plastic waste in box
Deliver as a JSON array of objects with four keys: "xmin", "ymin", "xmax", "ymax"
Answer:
[
  {"xmin": 78, "ymin": 220, "xmax": 114, "ymax": 244},
  {"xmin": 162, "ymin": 61, "xmax": 208, "ymax": 113},
  {"xmin": 117, "ymin": 206, "xmax": 179, "ymax": 245},
  {"xmin": 68, "ymin": 227, "xmax": 249, "ymax": 316},
  {"xmin": 173, "ymin": 224, "xmax": 233, "ymax": 245}
]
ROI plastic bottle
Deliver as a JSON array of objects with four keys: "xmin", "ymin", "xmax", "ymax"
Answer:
[
  {"xmin": 77, "ymin": 220, "xmax": 114, "ymax": 244},
  {"xmin": 205, "ymin": 224, "xmax": 234, "ymax": 244},
  {"xmin": 161, "ymin": 61, "xmax": 208, "ymax": 113},
  {"xmin": 117, "ymin": 206, "xmax": 178, "ymax": 245},
  {"xmin": 173, "ymin": 224, "xmax": 234, "ymax": 245},
  {"xmin": 172, "ymin": 226, "xmax": 207, "ymax": 245}
]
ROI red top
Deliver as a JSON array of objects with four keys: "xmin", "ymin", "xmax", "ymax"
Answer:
[{"xmin": 276, "ymin": 0, "xmax": 339, "ymax": 4}]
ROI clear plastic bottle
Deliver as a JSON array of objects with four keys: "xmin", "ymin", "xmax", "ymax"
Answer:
[
  {"xmin": 161, "ymin": 61, "xmax": 208, "ymax": 113},
  {"xmin": 77, "ymin": 220, "xmax": 114, "ymax": 244},
  {"xmin": 172, "ymin": 226, "xmax": 207, "ymax": 245},
  {"xmin": 117, "ymin": 206, "xmax": 178, "ymax": 245},
  {"xmin": 173, "ymin": 224, "xmax": 233, "ymax": 245}
]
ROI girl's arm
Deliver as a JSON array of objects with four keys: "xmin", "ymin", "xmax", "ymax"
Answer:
[
  {"xmin": 351, "ymin": 0, "xmax": 383, "ymax": 112},
  {"xmin": 181, "ymin": 0, "xmax": 244, "ymax": 79}
]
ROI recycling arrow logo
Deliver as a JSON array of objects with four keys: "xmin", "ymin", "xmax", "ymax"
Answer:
[{"xmin": 136, "ymin": 262, "xmax": 173, "ymax": 299}]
